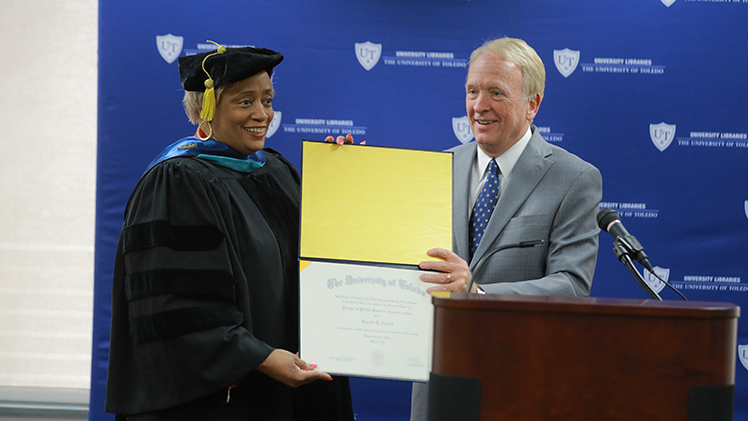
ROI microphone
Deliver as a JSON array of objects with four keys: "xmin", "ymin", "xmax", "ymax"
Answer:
[
  {"xmin": 596, "ymin": 208, "xmax": 655, "ymax": 273},
  {"xmin": 467, "ymin": 239, "xmax": 545, "ymax": 293}
]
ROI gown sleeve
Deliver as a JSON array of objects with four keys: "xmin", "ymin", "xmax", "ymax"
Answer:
[{"xmin": 108, "ymin": 157, "xmax": 278, "ymax": 413}]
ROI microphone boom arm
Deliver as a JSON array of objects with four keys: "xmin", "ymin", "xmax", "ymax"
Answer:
[{"xmin": 614, "ymin": 237, "xmax": 662, "ymax": 300}]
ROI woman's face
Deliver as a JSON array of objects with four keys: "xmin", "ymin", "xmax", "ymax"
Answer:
[{"xmin": 211, "ymin": 71, "xmax": 274, "ymax": 155}]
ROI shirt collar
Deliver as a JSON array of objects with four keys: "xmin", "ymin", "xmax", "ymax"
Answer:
[{"xmin": 475, "ymin": 126, "xmax": 532, "ymax": 179}]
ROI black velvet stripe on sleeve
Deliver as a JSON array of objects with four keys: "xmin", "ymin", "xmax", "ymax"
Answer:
[
  {"xmin": 122, "ymin": 220, "xmax": 225, "ymax": 254},
  {"xmin": 125, "ymin": 269, "xmax": 235, "ymax": 301},
  {"xmin": 130, "ymin": 307, "xmax": 243, "ymax": 343}
]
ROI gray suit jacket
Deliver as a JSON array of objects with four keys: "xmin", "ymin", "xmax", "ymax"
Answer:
[
  {"xmin": 411, "ymin": 127, "xmax": 603, "ymax": 421},
  {"xmin": 455, "ymin": 126, "xmax": 602, "ymax": 295}
]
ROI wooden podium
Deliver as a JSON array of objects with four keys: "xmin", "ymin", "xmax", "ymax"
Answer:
[{"xmin": 428, "ymin": 294, "xmax": 739, "ymax": 421}]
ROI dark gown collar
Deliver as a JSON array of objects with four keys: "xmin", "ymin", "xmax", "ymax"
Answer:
[{"xmin": 144, "ymin": 136, "xmax": 267, "ymax": 174}]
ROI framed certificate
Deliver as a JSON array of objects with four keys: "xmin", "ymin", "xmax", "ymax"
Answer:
[
  {"xmin": 300, "ymin": 260, "xmax": 434, "ymax": 381},
  {"xmin": 299, "ymin": 140, "xmax": 453, "ymax": 382}
]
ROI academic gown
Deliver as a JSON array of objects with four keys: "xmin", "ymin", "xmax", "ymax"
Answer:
[{"xmin": 105, "ymin": 144, "xmax": 352, "ymax": 420}]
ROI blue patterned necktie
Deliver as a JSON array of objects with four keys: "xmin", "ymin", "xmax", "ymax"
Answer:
[{"xmin": 470, "ymin": 159, "xmax": 500, "ymax": 258}]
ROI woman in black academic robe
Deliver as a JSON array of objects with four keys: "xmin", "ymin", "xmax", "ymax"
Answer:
[{"xmin": 105, "ymin": 44, "xmax": 353, "ymax": 421}]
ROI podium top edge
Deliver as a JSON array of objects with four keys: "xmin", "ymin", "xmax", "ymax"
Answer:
[{"xmin": 432, "ymin": 293, "xmax": 740, "ymax": 319}]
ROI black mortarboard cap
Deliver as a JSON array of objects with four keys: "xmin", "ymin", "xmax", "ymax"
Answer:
[{"xmin": 178, "ymin": 46, "xmax": 284, "ymax": 92}]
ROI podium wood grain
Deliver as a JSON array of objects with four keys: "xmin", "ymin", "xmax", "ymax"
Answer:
[{"xmin": 431, "ymin": 294, "xmax": 738, "ymax": 420}]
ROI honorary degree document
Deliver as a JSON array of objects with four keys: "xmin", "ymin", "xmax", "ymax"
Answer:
[{"xmin": 299, "ymin": 140, "xmax": 453, "ymax": 382}]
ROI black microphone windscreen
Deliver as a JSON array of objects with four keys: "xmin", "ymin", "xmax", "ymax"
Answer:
[{"xmin": 596, "ymin": 208, "xmax": 620, "ymax": 232}]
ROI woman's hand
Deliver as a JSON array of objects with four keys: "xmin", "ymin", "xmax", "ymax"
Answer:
[
  {"xmin": 256, "ymin": 349, "xmax": 332, "ymax": 388},
  {"xmin": 324, "ymin": 133, "xmax": 366, "ymax": 145},
  {"xmin": 419, "ymin": 248, "xmax": 477, "ymax": 293}
]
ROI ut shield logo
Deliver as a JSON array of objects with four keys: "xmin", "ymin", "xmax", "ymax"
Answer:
[
  {"xmin": 661, "ymin": 0, "xmax": 676, "ymax": 7},
  {"xmin": 553, "ymin": 48, "xmax": 580, "ymax": 78},
  {"xmin": 739, "ymin": 345, "xmax": 748, "ymax": 371},
  {"xmin": 650, "ymin": 122, "xmax": 676, "ymax": 152},
  {"xmin": 642, "ymin": 266, "xmax": 668, "ymax": 294},
  {"xmin": 156, "ymin": 34, "xmax": 183, "ymax": 64},
  {"xmin": 452, "ymin": 116, "xmax": 474, "ymax": 144},
  {"xmin": 267, "ymin": 111, "xmax": 281, "ymax": 138},
  {"xmin": 355, "ymin": 41, "xmax": 382, "ymax": 71}
]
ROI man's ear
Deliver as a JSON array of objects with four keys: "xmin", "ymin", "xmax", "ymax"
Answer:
[{"xmin": 526, "ymin": 93, "xmax": 542, "ymax": 121}]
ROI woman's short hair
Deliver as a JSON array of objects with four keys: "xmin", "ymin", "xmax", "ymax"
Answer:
[
  {"xmin": 469, "ymin": 37, "xmax": 546, "ymax": 102},
  {"xmin": 182, "ymin": 85, "xmax": 228, "ymax": 125}
]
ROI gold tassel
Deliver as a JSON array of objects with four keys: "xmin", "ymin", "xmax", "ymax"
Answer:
[
  {"xmin": 198, "ymin": 40, "xmax": 227, "ymax": 124},
  {"xmin": 200, "ymin": 78, "xmax": 216, "ymax": 122}
]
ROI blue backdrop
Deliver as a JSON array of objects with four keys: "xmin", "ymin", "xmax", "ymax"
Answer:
[{"xmin": 92, "ymin": 1, "xmax": 748, "ymax": 419}]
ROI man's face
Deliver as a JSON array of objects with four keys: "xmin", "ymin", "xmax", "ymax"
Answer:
[{"xmin": 465, "ymin": 50, "xmax": 540, "ymax": 157}]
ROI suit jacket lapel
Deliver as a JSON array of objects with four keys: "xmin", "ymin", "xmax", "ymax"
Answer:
[
  {"xmin": 469, "ymin": 129, "xmax": 553, "ymax": 268},
  {"xmin": 451, "ymin": 142, "xmax": 475, "ymax": 261}
]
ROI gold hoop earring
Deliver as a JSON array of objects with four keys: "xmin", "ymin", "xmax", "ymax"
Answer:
[{"xmin": 198, "ymin": 120, "xmax": 213, "ymax": 140}]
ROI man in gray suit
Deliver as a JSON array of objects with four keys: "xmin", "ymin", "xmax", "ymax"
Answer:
[{"xmin": 411, "ymin": 37, "xmax": 603, "ymax": 420}]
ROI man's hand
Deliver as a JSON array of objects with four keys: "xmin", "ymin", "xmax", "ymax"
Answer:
[{"xmin": 419, "ymin": 248, "xmax": 477, "ymax": 293}]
